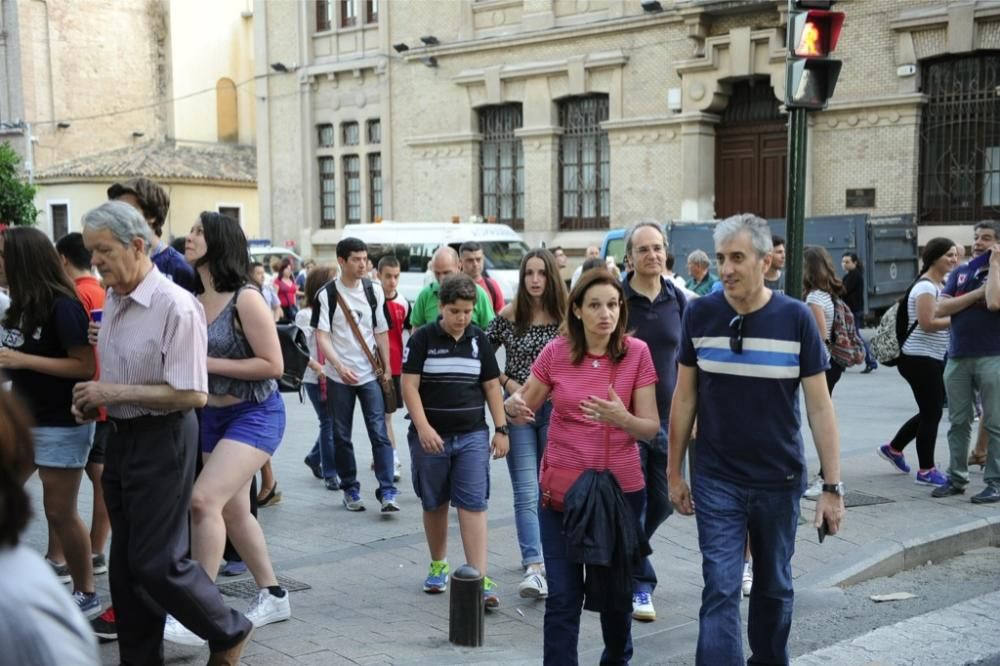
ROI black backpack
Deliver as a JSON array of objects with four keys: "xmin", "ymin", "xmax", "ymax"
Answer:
[
  {"xmin": 309, "ymin": 278, "xmax": 392, "ymax": 331},
  {"xmin": 233, "ymin": 285, "xmax": 310, "ymax": 393}
]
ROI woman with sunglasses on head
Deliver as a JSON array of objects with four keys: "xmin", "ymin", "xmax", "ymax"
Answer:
[
  {"xmin": 505, "ymin": 268, "xmax": 659, "ymax": 665},
  {"xmin": 876, "ymin": 238, "xmax": 957, "ymax": 487},
  {"xmin": 486, "ymin": 248, "xmax": 567, "ymax": 600},
  {"xmin": 0, "ymin": 226, "xmax": 100, "ymax": 620},
  {"xmin": 165, "ymin": 212, "xmax": 290, "ymax": 645}
]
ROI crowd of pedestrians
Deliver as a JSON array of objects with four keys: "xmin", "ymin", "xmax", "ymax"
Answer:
[{"xmin": 5, "ymin": 175, "xmax": 1000, "ymax": 665}]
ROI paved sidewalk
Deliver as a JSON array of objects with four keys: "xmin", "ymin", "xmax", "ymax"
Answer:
[{"xmin": 20, "ymin": 362, "xmax": 1000, "ymax": 664}]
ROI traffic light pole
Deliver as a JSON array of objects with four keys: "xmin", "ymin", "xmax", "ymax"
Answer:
[{"xmin": 784, "ymin": 105, "xmax": 807, "ymax": 300}]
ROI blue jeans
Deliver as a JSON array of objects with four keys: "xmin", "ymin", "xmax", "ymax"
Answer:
[
  {"xmin": 540, "ymin": 489, "xmax": 645, "ymax": 666},
  {"xmin": 304, "ymin": 382, "xmax": 338, "ymax": 480},
  {"xmin": 328, "ymin": 378, "xmax": 397, "ymax": 497},
  {"xmin": 506, "ymin": 400, "xmax": 552, "ymax": 568},
  {"xmin": 634, "ymin": 420, "xmax": 672, "ymax": 594},
  {"xmin": 693, "ymin": 474, "xmax": 799, "ymax": 666}
]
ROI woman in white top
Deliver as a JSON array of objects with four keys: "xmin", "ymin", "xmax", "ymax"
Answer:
[
  {"xmin": 803, "ymin": 246, "xmax": 843, "ymax": 394},
  {"xmin": 877, "ymin": 238, "xmax": 958, "ymax": 487}
]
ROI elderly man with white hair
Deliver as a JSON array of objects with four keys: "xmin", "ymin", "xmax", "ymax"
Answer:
[
  {"xmin": 410, "ymin": 246, "xmax": 495, "ymax": 330},
  {"xmin": 71, "ymin": 201, "xmax": 253, "ymax": 666},
  {"xmin": 685, "ymin": 249, "xmax": 719, "ymax": 296}
]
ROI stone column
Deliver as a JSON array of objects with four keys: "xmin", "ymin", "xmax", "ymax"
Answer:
[
  {"xmin": 678, "ymin": 113, "xmax": 719, "ymax": 221},
  {"xmin": 516, "ymin": 127, "xmax": 562, "ymax": 244}
]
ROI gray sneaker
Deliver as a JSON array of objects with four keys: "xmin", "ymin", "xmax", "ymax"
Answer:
[
  {"xmin": 46, "ymin": 558, "xmax": 71, "ymax": 584},
  {"xmin": 92, "ymin": 553, "xmax": 108, "ymax": 575},
  {"xmin": 343, "ymin": 488, "xmax": 366, "ymax": 511}
]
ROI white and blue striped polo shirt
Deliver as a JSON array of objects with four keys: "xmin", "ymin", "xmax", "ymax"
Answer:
[{"xmin": 678, "ymin": 292, "xmax": 828, "ymax": 490}]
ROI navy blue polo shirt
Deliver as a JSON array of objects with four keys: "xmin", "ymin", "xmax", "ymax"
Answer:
[
  {"xmin": 152, "ymin": 244, "xmax": 196, "ymax": 293},
  {"xmin": 402, "ymin": 321, "xmax": 501, "ymax": 434},
  {"xmin": 623, "ymin": 274, "xmax": 686, "ymax": 424},
  {"xmin": 942, "ymin": 260, "xmax": 1000, "ymax": 358}
]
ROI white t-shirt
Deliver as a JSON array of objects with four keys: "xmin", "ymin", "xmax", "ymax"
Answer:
[
  {"xmin": 294, "ymin": 307, "xmax": 327, "ymax": 385},
  {"xmin": 0, "ymin": 545, "xmax": 98, "ymax": 665},
  {"xmin": 316, "ymin": 278, "xmax": 389, "ymax": 385},
  {"xmin": 806, "ymin": 289, "xmax": 835, "ymax": 340},
  {"xmin": 902, "ymin": 279, "xmax": 949, "ymax": 361}
]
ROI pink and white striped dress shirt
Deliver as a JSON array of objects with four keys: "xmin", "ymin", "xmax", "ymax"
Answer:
[{"xmin": 98, "ymin": 266, "xmax": 208, "ymax": 419}]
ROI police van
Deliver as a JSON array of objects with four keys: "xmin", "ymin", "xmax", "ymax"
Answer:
[{"xmin": 342, "ymin": 221, "xmax": 530, "ymax": 303}]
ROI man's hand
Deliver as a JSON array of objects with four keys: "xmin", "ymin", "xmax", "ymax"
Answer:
[
  {"xmin": 417, "ymin": 424, "xmax": 444, "ymax": 454},
  {"xmin": 491, "ymin": 432, "xmax": 509, "ymax": 459},
  {"xmin": 814, "ymin": 491, "xmax": 845, "ymax": 535},
  {"xmin": 669, "ymin": 476, "xmax": 695, "ymax": 516},
  {"xmin": 335, "ymin": 363, "xmax": 360, "ymax": 385},
  {"xmin": 72, "ymin": 381, "xmax": 107, "ymax": 417},
  {"xmin": 991, "ymin": 244, "xmax": 1000, "ymax": 267}
]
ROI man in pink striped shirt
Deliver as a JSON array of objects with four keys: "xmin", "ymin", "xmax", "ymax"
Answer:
[{"xmin": 71, "ymin": 201, "xmax": 253, "ymax": 666}]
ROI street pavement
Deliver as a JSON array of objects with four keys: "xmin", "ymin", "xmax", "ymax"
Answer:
[{"xmin": 20, "ymin": 351, "xmax": 1000, "ymax": 665}]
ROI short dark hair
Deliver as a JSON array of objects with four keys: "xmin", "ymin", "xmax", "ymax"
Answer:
[
  {"xmin": 191, "ymin": 212, "xmax": 251, "ymax": 294},
  {"xmin": 171, "ymin": 236, "xmax": 186, "ymax": 254},
  {"xmin": 0, "ymin": 392, "xmax": 36, "ymax": 547},
  {"xmin": 581, "ymin": 257, "xmax": 604, "ymax": 273},
  {"xmin": 378, "ymin": 255, "xmax": 400, "ymax": 271},
  {"xmin": 666, "ymin": 252, "xmax": 675, "ymax": 271},
  {"xmin": 771, "ymin": 234, "xmax": 785, "ymax": 248},
  {"xmin": 107, "ymin": 177, "xmax": 170, "ymax": 237},
  {"xmin": 251, "ymin": 261, "xmax": 265, "ymax": 270},
  {"xmin": 549, "ymin": 245, "xmax": 564, "ymax": 254},
  {"xmin": 975, "ymin": 220, "xmax": 1000, "ymax": 237},
  {"xmin": 438, "ymin": 273, "xmax": 478, "ymax": 306},
  {"xmin": 337, "ymin": 237, "xmax": 368, "ymax": 260},
  {"xmin": 459, "ymin": 241, "xmax": 482, "ymax": 255},
  {"xmin": 55, "ymin": 232, "xmax": 92, "ymax": 271}
]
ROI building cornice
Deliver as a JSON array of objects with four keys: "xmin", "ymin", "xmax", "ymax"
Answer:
[
  {"xmin": 453, "ymin": 50, "xmax": 628, "ymax": 86},
  {"xmin": 890, "ymin": 2, "xmax": 1000, "ymax": 32},
  {"xmin": 404, "ymin": 133, "xmax": 482, "ymax": 148},
  {"xmin": 824, "ymin": 93, "xmax": 926, "ymax": 113}
]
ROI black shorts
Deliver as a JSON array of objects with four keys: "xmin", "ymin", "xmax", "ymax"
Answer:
[
  {"xmin": 88, "ymin": 421, "xmax": 113, "ymax": 465},
  {"xmin": 392, "ymin": 375, "xmax": 402, "ymax": 401}
]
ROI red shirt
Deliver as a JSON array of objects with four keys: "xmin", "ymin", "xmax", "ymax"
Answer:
[
  {"xmin": 476, "ymin": 276, "xmax": 504, "ymax": 314},
  {"xmin": 532, "ymin": 335, "xmax": 658, "ymax": 492},
  {"xmin": 274, "ymin": 277, "xmax": 298, "ymax": 308},
  {"xmin": 384, "ymin": 292, "xmax": 410, "ymax": 375},
  {"xmin": 74, "ymin": 275, "xmax": 106, "ymax": 421}
]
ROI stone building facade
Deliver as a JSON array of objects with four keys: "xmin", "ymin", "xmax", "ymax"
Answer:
[{"xmin": 257, "ymin": 0, "xmax": 1000, "ymax": 258}]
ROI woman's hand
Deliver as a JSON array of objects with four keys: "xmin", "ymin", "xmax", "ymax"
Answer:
[
  {"xmin": 0, "ymin": 347, "xmax": 27, "ymax": 369},
  {"xmin": 579, "ymin": 385, "xmax": 629, "ymax": 427},
  {"xmin": 504, "ymin": 391, "xmax": 535, "ymax": 424}
]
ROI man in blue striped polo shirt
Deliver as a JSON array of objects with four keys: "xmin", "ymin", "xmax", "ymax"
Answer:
[{"xmin": 666, "ymin": 214, "xmax": 845, "ymax": 666}]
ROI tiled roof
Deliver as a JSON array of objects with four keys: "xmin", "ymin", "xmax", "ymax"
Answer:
[{"xmin": 36, "ymin": 140, "xmax": 257, "ymax": 184}]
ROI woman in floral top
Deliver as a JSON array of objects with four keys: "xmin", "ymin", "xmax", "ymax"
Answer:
[{"xmin": 487, "ymin": 248, "xmax": 567, "ymax": 599}]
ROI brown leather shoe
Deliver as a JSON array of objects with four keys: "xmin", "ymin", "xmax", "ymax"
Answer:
[{"xmin": 206, "ymin": 626, "xmax": 253, "ymax": 666}]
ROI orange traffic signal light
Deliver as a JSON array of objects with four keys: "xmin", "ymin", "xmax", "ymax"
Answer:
[{"xmin": 786, "ymin": 5, "xmax": 845, "ymax": 109}]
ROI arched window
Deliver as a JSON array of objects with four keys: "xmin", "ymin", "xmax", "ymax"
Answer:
[
  {"xmin": 216, "ymin": 78, "xmax": 238, "ymax": 144},
  {"xmin": 919, "ymin": 54, "xmax": 1000, "ymax": 224}
]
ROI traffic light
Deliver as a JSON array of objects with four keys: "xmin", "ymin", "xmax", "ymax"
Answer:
[{"xmin": 785, "ymin": 0, "xmax": 844, "ymax": 110}]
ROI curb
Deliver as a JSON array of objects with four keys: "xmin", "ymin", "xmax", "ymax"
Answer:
[{"xmin": 797, "ymin": 513, "xmax": 1000, "ymax": 590}]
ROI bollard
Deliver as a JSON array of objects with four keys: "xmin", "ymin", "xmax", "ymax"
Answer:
[{"xmin": 449, "ymin": 564, "xmax": 484, "ymax": 647}]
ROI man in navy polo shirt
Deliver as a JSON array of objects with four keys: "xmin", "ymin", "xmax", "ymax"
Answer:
[
  {"xmin": 667, "ymin": 214, "xmax": 845, "ymax": 666},
  {"xmin": 621, "ymin": 221, "xmax": 685, "ymax": 623},
  {"xmin": 932, "ymin": 221, "xmax": 1000, "ymax": 503}
]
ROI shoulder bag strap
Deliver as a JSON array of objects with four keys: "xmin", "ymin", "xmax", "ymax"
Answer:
[{"xmin": 334, "ymin": 287, "xmax": 382, "ymax": 375}]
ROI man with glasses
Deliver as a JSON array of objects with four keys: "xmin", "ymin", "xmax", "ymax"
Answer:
[
  {"xmin": 666, "ymin": 214, "xmax": 844, "ymax": 665},
  {"xmin": 621, "ymin": 221, "xmax": 686, "ymax": 623}
]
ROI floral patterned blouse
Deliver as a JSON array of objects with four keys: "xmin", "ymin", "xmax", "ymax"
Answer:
[{"xmin": 486, "ymin": 316, "xmax": 561, "ymax": 385}]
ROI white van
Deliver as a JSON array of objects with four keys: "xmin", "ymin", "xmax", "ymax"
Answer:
[
  {"xmin": 248, "ymin": 239, "xmax": 302, "ymax": 276},
  {"xmin": 342, "ymin": 222, "xmax": 530, "ymax": 303}
]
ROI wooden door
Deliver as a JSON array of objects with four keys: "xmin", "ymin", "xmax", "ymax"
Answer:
[{"xmin": 715, "ymin": 122, "xmax": 787, "ymax": 219}]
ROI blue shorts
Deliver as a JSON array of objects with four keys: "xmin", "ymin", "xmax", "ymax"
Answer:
[
  {"xmin": 33, "ymin": 424, "xmax": 96, "ymax": 469},
  {"xmin": 408, "ymin": 427, "xmax": 490, "ymax": 512},
  {"xmin": 201, "ymin": 391, "xmax": 286, "ymax": 455}
]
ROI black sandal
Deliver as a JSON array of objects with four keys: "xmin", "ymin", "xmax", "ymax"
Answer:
[{"xmin": 258, "ymin": 483, "xmax": 282, "ymax": 507}]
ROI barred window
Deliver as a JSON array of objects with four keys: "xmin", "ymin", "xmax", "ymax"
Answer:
[
  {"xmin": 367, "ymin": 119, "xmax": 381, "ymax": 144},
  {"xmin": 318, "ymin": 123, "xmax": 335, "ymax": 147},
  {"xmin": 479, "ymin": 105, "xmax": 524, "ymax": 230},
  {"xmin": 342, "ymin": 121, "xmax": 359, "ymax": 146},
  {"xmin": 341, "ymin": 0, "xmax": 358, "ymax": 28},
  {"xmin": 919, "ymin": 55, "xmax": 1000, "ymax": 224},
  {"xmin": 319, "ymin": 157, "xmax": 336, "ymax": 228},
  {"xmin": 316, "ymin": 0, "xmax": 332, "ymax": 32},
  {"xmin": 366, "ymin": 0, "xmax": 379, "ymax": 24},
  {"xmin": 558, "ymin": 95, "xmax": 610, "ymax": 230},
  {"xmin": 344, "ymin": 155, "xmax": 361, "ymax": 224},
  {"xmin": 369, "ymin": 153, "xmax": 383, "ymax": 222}
]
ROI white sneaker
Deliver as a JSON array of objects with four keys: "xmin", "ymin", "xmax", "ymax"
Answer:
[
  {"xmin": 803, "ymin": 476, "xmax": 823, "ymax": 500},
  {"xmin": 632, "ymin": 591, "xmax": 656, "ymax": 622},
  {"xmin": 163, "ymin": 614, "xmax": 205, "ymax": 646},
  {"xmin": 517, "ymin": 569, "xmax": 548, "ymax": 599},
  {"xmin": 741, "ymin": 563, "xmax": 753, "ymax": 597},
  {"xmin": 393, "ymin": 456, "xmax": 403, "ymax": 482},
  {"xmin": 245, "ymin": 589, "xmax": 291, "ymax": 628}
]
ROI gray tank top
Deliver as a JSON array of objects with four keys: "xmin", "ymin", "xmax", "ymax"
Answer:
[{"xmin": 206, "ymin": 287, "xmax": 278, "ymax": 402}]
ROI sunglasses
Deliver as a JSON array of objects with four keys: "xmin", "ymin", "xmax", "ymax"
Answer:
[{"xmin": 729, "ymin": 314, "xmax": 744, "ymax": 354}]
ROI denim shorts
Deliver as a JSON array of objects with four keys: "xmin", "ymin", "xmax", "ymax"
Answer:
[
  {"xmin": 33, "ymin": 423, "xmax": 96, "ymax": 469},
  {"xmin": 201, "ymin": 391, "xmax": 286, "ymax": 455},
  {"xmin": 88, "ymin": 421, "xmax": 112, "ymax": 465},
  {"xmin": 408, "ymin": 427, "xmax": 490, "ymax": 512}
]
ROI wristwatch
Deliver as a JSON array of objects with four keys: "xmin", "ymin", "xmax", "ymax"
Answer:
[
  {"xmin": 821, "ymin": 482, "xmax": 846, "ymax": 496},
  {"xmin": 495, "ymin": 425, "xmax": 510, "ymax": 436}
]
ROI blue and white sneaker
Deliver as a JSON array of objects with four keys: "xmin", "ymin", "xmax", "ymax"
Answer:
[
  {"xmin": 73, "ymin": 591, "xmax": 102, "ymax": 620},
  {"xmin": 632, "ymin": 591, "xmax": 655, "ymax": 621},
  {"xmin": 380, "ymin": 490, "xmax": 400, "ymax": 513},
  {"xmin": 423, "ymin": 561, "xmax": 449, "ymax": 593},
  {"xmin": 877, "ymin": 444, "xmax": 911, "ymax": 474},
  {"xmin": 915, "ymin": 467, "xmax": 948, "ymax": 486},
  {"xmin": 343, "ymin": 488, "xmax": 366, "ymax": 511}
]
